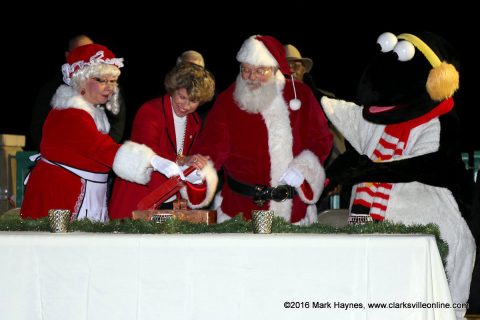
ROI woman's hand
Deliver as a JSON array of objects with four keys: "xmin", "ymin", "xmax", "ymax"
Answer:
[
  {"xmin": 151, "ymin": 155, "xmax": 185, "ymax": 179},
  {"xmin": 184, "ymin": 154, "xmax": 210, "ymax": 170}
]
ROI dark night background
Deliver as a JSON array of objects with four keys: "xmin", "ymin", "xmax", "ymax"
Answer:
[{"xmin": 2, "ymin": 12, "xmax": 477, "ymax": 152}]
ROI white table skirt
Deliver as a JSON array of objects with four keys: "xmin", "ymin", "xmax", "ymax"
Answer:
[{"xmin": 0, "ymin": 233, "xmax": 455, "ymax": 320}]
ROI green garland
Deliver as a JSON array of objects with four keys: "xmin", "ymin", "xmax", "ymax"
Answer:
[{"xmin": 0, "ymin": 210, "xmax": 448, "ymax": 264}]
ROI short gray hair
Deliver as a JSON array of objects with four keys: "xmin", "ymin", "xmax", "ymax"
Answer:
[{"xmin": 176, "ymin": 50, "xmax": 205, "ymax": 67}]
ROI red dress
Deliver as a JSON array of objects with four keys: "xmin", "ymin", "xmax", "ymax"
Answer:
[{"xmin": 21, "ymin": 86, "xmax": 156, "ymax": 221}]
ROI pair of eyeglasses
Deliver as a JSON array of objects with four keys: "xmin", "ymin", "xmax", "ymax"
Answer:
[
  {"xmin": 93, "ymin": 77, "xmax": 118, "ymax": 86},
  {"xmin": 240, "ymin": 65, "xmax": 273, "ymax": 77}
]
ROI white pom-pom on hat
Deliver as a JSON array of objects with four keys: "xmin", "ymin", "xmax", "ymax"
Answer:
[{"xmin": 289, "ymin": 98, "xmax": 301, "ymax": 110}]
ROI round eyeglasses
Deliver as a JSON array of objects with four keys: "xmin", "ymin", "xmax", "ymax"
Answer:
[{"xmin": 240, "ymin": 65, "xmax": 273, "ymax": 77}]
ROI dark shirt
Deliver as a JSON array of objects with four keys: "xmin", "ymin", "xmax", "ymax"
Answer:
[{"xmin": 303, "ymin": 73, "xmax": 335, "ymax": 100}]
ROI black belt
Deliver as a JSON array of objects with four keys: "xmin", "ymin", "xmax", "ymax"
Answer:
[{"xmin": 227, "ymin": 175, "xmax": 297, "ymax": 207}]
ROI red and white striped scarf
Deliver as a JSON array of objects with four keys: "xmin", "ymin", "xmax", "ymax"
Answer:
[{"xmin": 348, "ymin": 98, "xmax": 454, "ymax": 224}]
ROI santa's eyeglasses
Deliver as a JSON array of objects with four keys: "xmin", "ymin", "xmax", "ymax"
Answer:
[{"xmin": 240, "ymin": 65, "xmax": 273, "ymax": 77}]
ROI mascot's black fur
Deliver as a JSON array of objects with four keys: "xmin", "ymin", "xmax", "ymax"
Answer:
[{"xmin": 328, "ymin": 32, "xmax": 473, "ymax": 220}]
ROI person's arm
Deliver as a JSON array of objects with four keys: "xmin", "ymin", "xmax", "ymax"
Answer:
[
  {"xmin": 303, "ymin": 86, "xmax": 333, "ymax": 164},
  {"xmin": 282, "ymin": 85, "xmax": 332, "ymax": 204}
]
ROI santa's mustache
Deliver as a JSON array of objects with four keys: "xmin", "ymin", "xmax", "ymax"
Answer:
[
  {"xmin": 234, "ymin": 75, "xmax": 278, "ymax": 113},
  {"xmin": 244, "ymin": 80, "xmax": 261, "ymax": 89}
]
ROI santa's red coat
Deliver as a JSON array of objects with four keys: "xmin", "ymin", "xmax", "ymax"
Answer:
[
  {"xmin": 191, "ymin": 78, "xmax": 332, "ymax": 223},
  {"xmin": 109, "ymin": 95, "xmax": 202, "ymax": 218}
]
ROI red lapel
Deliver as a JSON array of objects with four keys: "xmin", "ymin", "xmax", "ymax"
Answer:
[{"xmin": 162, "ymin": 95, "xmax": 177, "ymax": 152}]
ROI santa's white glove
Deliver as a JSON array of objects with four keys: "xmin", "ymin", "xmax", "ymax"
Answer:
[
  {"xmin": 279, "ymin": 167, "xmax": 304, "ymax": 187},
  {"xmin": 180, "ymin": 165, "xmax": 204, "ymax": 185},
  {"xmin": 151, "ymin": 155, "xmax": 185, "ymax": 180}
]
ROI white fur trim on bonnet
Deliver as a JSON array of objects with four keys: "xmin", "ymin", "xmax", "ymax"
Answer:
[{"xmin": 62, "ymin": 50, "xmax": 124, "ymax": 86}]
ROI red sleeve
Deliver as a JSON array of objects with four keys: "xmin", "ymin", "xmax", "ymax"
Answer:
[
  {"xmin": 300, "ymin": 182, "xmax": 314, "ymax": 201},
  {"xmin": 42, "ymin": 109, "xmax": 120, "ymax": 168},
  {"xmin": 299, "ymin": 84, "xmax": 333, "ymax": 164},
  {"xmin": 191, "ymin": 91, "xmax": 231, "ymax": 170},
  {"xmin": 185, "ymin": 182, "xmax": 207, "ymax": 205}
]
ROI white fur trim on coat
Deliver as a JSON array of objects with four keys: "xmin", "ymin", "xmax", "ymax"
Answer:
[
  {"xmin": 179, "ymin": 161, "xmax": 218, "ymax": 209},
  {"xmin": 113, "ymin": 141, "xmax": 155, "ymax": 185},
  {"xmin": 51, "ymin": 84, "xmax": 110, "ymax": 134},
  {"xmin": 211, "ymin": 192, "xmax": 234, "ymax": 224},
  {"xmin": 216, "ymin": 201, "xmax": 232, "ymax": 223},
  {"xmin": 237, "ymin": 35, "xmax": 278, "ymax": 68},
  {"xmin": 290, "ymin": 150, "xmax": 325, "ymax": 204},
  {"xmin": 294, "ymin": 204, "xmax": 318, "ymax": 226},
  {"xmin": 261, "ymin": 93, "xmax": 293, "ymax": 221}
]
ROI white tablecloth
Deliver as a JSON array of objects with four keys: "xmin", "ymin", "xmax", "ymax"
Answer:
[{"xmin": 0, "ymin": 233, "xmax": 455, "ymax": 320}]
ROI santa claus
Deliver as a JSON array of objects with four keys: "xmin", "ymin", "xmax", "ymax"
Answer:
[
  {"xmin": 21, "ymin": 43, "xmax": 195, "ymax": 222},
  {"xmin": 190, "ymin": 35, "xmax": 333, "ymax": 224}
]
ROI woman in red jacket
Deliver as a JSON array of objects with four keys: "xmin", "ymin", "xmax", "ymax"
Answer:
[{"xmin": 109, "ymin": 63, "xmax": 218, "ymax": 219}]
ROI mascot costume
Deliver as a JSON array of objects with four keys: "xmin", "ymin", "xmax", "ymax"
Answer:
[{"xmin": 321, "ymin": 32, "xmax": 476, "ymax": 319}]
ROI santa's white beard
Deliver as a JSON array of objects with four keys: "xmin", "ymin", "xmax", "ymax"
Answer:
[{"xmin": 233, "ymin": 75, "xmax": 278, "ymax": 113}]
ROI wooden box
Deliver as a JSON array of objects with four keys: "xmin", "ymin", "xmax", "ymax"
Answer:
[{"xmin": 132, "ymin": 209, "xmax": 217, "ymax": 225}]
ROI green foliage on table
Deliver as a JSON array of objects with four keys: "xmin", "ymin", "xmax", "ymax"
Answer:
[{"xmin": 0, "ymin": 210, "xmax": 448, "ymax": 264}]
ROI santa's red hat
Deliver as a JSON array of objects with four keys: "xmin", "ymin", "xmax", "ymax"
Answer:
[
  {"xmin": 236, "ymin": 35, "xmax": 301, "ymax": 110},
  {"xmin": 61, "ymin": 43, "xmax": 124, "ymax": 86},
  {"xmin": 237, "ymin": 35, "xmax": 291, "ymax": 75}
]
